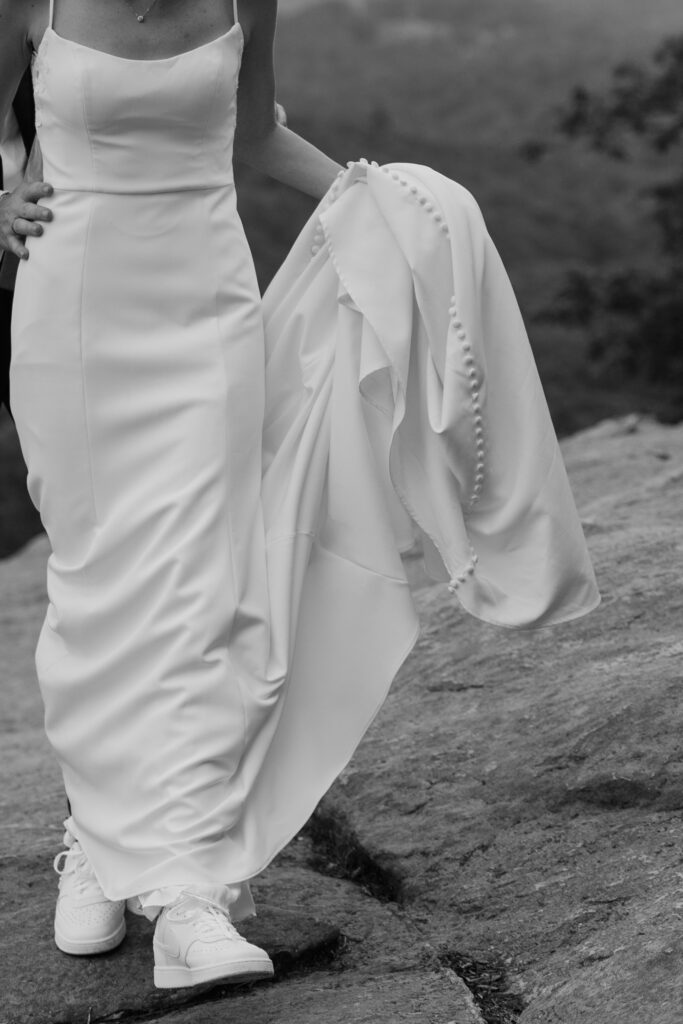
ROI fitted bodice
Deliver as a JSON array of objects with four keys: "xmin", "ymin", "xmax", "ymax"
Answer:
[{"xmin": 31, "ymin": 24, "xmax": 243, "ymax": 193}]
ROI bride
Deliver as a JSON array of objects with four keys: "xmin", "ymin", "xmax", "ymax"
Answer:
[{"xmin": 0, "ymin": 0, "xmax": 600, "ymax": 992}]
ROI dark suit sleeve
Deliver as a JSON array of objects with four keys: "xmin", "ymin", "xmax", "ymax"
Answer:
[
  {"xmin": 0, "ymin": 69, "xmax": 34, "ymax": 290},
  {"xmin": 13, "ymin": 68, "xmax": 36, "ymax": 156}
]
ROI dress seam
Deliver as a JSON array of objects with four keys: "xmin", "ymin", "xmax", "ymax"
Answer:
[
  {"xmin": 74, "ymin": 47, "xmax": 100, "ymax": 527},
  {"xmin": 208, "ymin": 189, "xmax": 250, "ymax": 772},
  {"xmin": 266, "ymin": 533, "xmax": 409, "ymax": 586},
  {"xmin": 48, "ymin": 184, "xmax": 236, "ymax": 195},
  {"xmin": 76, "ymin": 196, "xmax": 99, "ymax": 527},
  {"xmin": 80, "ymin": 43, "xmax": 98, "ymax": 194},
  {"xmin": 203, "ymin": 47, "xmax": 224, "ymax": 160}
]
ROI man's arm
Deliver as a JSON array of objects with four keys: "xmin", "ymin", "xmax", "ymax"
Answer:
[
  {"xmin": 12, "ymin": 66, "xmax": 36, "ymax": 155},
  {"xmin": 0, "ymin": 2, "xmax": 52, "ymax": 262},
  {"xmin": 0, "ymin": 1, "xmax": 33, "ymax": 132}
]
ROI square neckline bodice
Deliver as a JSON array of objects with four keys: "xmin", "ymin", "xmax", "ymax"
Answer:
[{"xmin": 31, "ymin": 0, "xmax": 244, "ymax": 193}]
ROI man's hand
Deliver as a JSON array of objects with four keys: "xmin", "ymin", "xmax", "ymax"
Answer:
[{"xmin": 0, "ymin": 181, "xmax": 54, "ymax": 261}]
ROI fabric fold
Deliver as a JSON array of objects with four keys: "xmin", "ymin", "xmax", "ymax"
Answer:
[
  {"xmin": 263, "ymin": 160, "xmax": 600, "ymax": 631},
  {"xmin": 20, "ymin": 153, "xmax": 600, "ymax": 904}
]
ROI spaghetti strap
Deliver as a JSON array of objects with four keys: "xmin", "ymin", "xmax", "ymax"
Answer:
[
  {"xmin": 48, "ymin": 0, "xmax": 55, "ymax": 29},
  {"xmin": 233, "ymin": 0, "xmax": 239, "ymax": 26}
]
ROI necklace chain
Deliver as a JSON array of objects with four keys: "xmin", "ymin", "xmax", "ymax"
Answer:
[{"xmin": 130, "ymin": 0, "xmax": 161, "ymax": 23}]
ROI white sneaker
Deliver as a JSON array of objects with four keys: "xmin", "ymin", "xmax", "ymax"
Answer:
[
  {"xmin": 153, "ymin": 892, "xmax": 274, "ymax": 989},
  {"xmin": 53, "ymin": 822, "xmax": 126, "ymax": 955}
]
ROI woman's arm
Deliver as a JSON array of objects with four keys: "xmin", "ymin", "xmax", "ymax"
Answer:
[
  {"xmin": 234, "ymin": 0, "xmax": 344, "ymax": 199},
  {"xmin": 0, "ymin": 0, "xmax": 53, "ymax": 260}
]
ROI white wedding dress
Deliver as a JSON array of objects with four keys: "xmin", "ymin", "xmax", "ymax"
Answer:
[{"xmin": 9, "ymin": 0, "xmax": 600, "ymax": 918}]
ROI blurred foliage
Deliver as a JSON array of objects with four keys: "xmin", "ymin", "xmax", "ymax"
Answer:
[
  {"xmin": 559, "ymin": 36, "xmax": 683, "ymax": 158},
  {"xmin": 243, "ymin": 0, "xmax": 683, "ymax": 435},
  {"xmin": 546, "ymin": 35, "xmax": 683, "ymax": 410}
]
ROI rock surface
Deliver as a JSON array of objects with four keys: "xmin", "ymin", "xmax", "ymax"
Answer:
[
  {"xmin": 316, "ymin": 413, "xmax": 683, "ymax": 1022},
  {"xmin": 0, "ymin": 509, "xmax": 480, "ymax": 1021},
  {"xmin": 0, "ymin": 831, "xmax": 479, "ymax": 1024},
  {"xmin": 1, "ymin": 412, "xmax": 681, "ymax": 1023}
]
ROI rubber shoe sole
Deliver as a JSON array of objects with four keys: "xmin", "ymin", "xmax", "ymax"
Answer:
[
  {"xmin": 153, "ymin": 950, "xmax": 275, "ymax": 989},
  {"xmin": 55, "ymin": 917, "xmax": 127, "ymax": 956}
]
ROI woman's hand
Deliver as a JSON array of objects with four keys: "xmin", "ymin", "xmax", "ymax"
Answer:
[{"xmin": 0, "ymin": 182, "xmax": 54, "ymax": 260}]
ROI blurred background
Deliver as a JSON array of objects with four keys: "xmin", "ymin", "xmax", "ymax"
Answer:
[{"xmin": 1, "ymin": 0, "xmax": 682, "ymax": 557}]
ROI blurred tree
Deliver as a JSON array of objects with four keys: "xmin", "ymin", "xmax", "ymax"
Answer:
[{"xmin": 547, "ymin": 34, "xmax": 683, "ymax": 404}]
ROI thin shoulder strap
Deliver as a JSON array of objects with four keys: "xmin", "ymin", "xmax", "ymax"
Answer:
[
  {"xmin": 233, "ymin": 0, "xmax": 239, "ymax": 26},
  {"xmin": 49, "ymin": 0, "xmax": 55, "ymax": 29}
]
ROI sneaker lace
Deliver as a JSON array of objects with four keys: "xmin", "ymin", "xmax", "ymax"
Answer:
[
  {"xmin": 182, "ymin": 898, "xmax": 242, "ymax": 942},
  {"xmin": 53, "ymin": 838, "xmax": 103, "ymax": 898}
]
